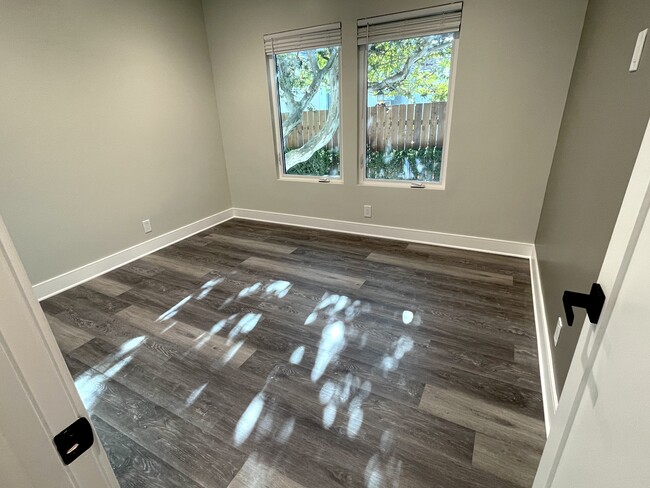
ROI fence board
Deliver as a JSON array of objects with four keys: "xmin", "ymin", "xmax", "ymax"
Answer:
[
  {"xmin": 432, "ymin": 103, "xmax": 442, "ymax": 148},
  {"xmin": 382, "ymin": 106, "xmax": 392, "ymax": 151},
  {"xmin": 414, "ymin": 103, "xmax": 424, "ymax": 149},
  {"xmin": 375, "ymin": 106, "xmax": 382, "ymax": 150},
  {"xmin": 440, "ymin": 103, "xmax": 447, "ymax": 148},
  {"xmin": 406, "ymin": 103, "xmax": 415, "ymax": 148},
  {"xmin": 368, "ymin": 106, "xmax": 377, "ymax": 149},
  {"xmin": 281, "ymin": 102, "xmax": 446, "ymax": 152},
  {"xmin": 394, "ymin": 104, "xmax": 402, "ymax": 150}
]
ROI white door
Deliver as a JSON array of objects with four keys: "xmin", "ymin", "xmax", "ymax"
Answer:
[
  {"xmin": 534, "ymin": 118, "xmax": 650, "ymax": 488},
  {"xmin": 0, "ymin": 216, "xmax": 118, "ymax": 488}
]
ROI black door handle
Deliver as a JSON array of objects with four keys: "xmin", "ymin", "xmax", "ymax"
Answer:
[
  {"xmin": 53, "ymin": 417, "xmax": 94, "ymax": 465},
  {"xmin": 562, "ymin": 283, "xmax": 606, "ymax": 326}
]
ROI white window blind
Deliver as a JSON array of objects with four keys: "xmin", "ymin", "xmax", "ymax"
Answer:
[
  {"xmin": 264, "ymin": 22, "xmax": 342, "ymax": 56},
  {"xmin": 357, "ymin": 2, "xmax": 462, "ymax": 45}
]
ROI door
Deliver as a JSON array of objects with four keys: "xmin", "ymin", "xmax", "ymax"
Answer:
[
  {"xmin": 0, "ymin": 216, "xmax": 118, "ymax": 487},
  {"xmin": 534, "ymin": 117, "xmax": 650, "ymax": 487}
]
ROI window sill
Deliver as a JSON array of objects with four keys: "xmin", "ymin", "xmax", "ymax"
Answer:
[
  {"xmin": 278, "ymin": 176, "xmax": 344, "ymax": 185},
  {"xmin": 359, "ymin": 180, "xmax": 445, "ymax": 190}
]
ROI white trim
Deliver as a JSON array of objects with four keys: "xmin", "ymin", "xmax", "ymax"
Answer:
[
  {"xmin": 232, "ymin": 208, "xmax": 533, "ymax": 258},
  {"xmin": 266, "ymin": 47, "xmax": 343, "ymax": 181},
  {"xmin": 31, "ymin": 207, "xmax": 533, "ymax": 301},
  {"xmin": 357, "ymin": 179, "xmax": 446, "ymax": 190},
  {"xmin": 357, "ymin": 37, "xmax": 458, "ymax": 189},
  {"xmin": 533, "ymin": 117, "xmax": 650, "ymax": 488},
  {"xmin": 530, "ymin": 246, "xmax": 559, "ymax": 435},
  {"xmin": 32, "ymin": 209, "xmax": 234, "ymax": 301},
  {"xmin": 266, "ymin": 54, "xmax": 284, "ymax": 171},
  {"xmin": 439, "ymin": 35, "xmax": 459, "ymax": 187},
  {"xmin": 357, "ymin": 43, "xmax": 368, "ymax": 179},
  {"xmin": 277, "ymin": 175, "xmax": 344, "ymax": 184}
]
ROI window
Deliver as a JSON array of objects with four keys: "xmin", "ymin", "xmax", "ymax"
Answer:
[
  {"xmin": 264, "ymin": 23, "xmax": 342, "ymax": 180},
  {"xmin": 358, "ymin": 4, "xmax": 462, "ymax": 187}
]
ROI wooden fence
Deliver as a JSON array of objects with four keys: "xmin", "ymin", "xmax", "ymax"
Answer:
[
  {"xmin": 282, "ymin": 102, "xmax": 446, "ymax": 152},
  {"xmin": 282, "ymin": 110, "xmax": 339, "ymax": 150},
  {"xmin": 367, "ymin": 102, "xmax": 446, "ymax": 151}
]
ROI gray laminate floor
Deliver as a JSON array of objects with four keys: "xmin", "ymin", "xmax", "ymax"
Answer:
[{"xmin": 43, "ymin": 219, "xmax": 546, "ymax": 487}]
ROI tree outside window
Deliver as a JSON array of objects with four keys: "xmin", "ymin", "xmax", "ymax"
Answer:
[
  {"xmin": 364, "ymin": 32, "xmax": 454, "ymax": 183},
  {"xmin": 272, "ymin": 33, "xmax": 454, "ymax": 181},
  {"xmin": 275, "ymin": 46, "xmax": 341, "ymax": 177}
]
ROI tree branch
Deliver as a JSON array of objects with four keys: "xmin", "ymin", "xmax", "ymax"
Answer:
[
  {"xmin": 280, "ymin": 49, "xmax": 338, "ymax": 142},
  {"xmin": 368, "ymin": 40, "xmax": 451, "ymax": 95},
  {"xmin": 285, "ymin": 61, "xmax": 340, "ymax": 171}
]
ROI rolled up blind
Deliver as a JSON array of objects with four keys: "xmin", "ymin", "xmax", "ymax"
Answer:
[
  {"xmin": 357, "ymin": 2, "xmax": 462, "ymax": 45},
  {"xmin": 264, "ymin": 22, "xmax": 342, "ymax": 56}
]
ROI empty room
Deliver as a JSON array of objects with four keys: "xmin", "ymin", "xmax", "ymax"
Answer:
[{"xmin": 1, "ymin": 0, "xmax": 649, "ymax": 487}]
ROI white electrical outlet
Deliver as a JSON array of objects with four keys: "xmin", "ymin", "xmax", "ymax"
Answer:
[
  {"xmin": 630, "ymin": 28, "xmax": 648, "ymax": 72},
  {"xmin": 554, "ymin": 317, "xmax": 563, "ymax": 346},
  {"xmin": 363, "ymin": 205, "xmax": 372, "ymax": 218},
  {"xmin": 142, "ymin": 219, "xmax": 152, "ymax": 234}
]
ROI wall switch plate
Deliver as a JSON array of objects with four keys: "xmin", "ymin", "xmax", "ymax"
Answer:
[
  {"xmin": 630, "ymin": 28, "xmax": 648, "ymax": 72},
  {"xmin": 142, "ymin": 219, "xmax": 152, "ymax": 234},
  {"xmin": 363, "ymin": 205, "xmax": 372, "ymax": 218},
  {"xmin": 554, "ymin": 317, "xmax": 563, "ymax": 346}
]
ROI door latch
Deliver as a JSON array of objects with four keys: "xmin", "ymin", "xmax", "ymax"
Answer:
[
  {"xmin": 562, "ymin": 283, "xmax": 606, "ymax": 326},
  {"xmin": 53, "ymin": 417, "xmax": 94, "ymax": 465}
]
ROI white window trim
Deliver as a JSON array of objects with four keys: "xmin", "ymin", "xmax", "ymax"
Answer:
[
  {"xmin": 277, "ymin": 175, "xmax": 345, "ymax": 185},
  {"xmin": 357, "ymin": 37, "xmax": 459, "ymax": 190},
  {"xmin": 265, "ymin": 46, "xmax": 344, "ymax": 183}
]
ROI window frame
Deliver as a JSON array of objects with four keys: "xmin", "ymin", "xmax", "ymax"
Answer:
[
  {"xmin": 265, "ymin": 45, "xmax": 344, "ymax": 184},
  {"xmin": 357, "ymin": 35, "xmax": 459, "ymax": 190}
]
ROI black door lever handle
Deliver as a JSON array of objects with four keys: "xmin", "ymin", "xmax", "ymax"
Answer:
[
  {"xmin": 562, "ymin": 283, "xmax": 606, "ymax": 326},
  {"xmin": 54, "ymin": 417, "xmax": 94, "ymax": 465}
]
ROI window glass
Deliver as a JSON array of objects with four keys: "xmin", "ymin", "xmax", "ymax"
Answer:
[
  {"xmin": 273, "ymin": 47, "xmax": 341, "ymax": 178},
  {"xmin": 364, "ymin": 33, "xmax": 455, "ymax": 183}
]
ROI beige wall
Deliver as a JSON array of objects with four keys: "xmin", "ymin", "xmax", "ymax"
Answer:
[
  {"xmin": 0, "ymin": 0, "xmax": 231, "ymax": 285},
  {"xmin": 535, "ymin": 0, "xmax": 650, "ymax": 393},
  {"xmin": 202, "ymin": 0, "xmax": 587, "ymax": 243}
]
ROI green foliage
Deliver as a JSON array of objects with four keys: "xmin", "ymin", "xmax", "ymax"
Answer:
[
  {"xmin": 365, "ymin": 146, "xmax": 442, "ymax": 182},
  {"xmin": 368, "ymin": 33, "xmax": 453, "ymax": 102},
  {"xmin": 285, "ymin": 147, "xmax": 340, "ymax": 176},
  {"xmin": 284, "ymin": 145, "xmax": 442, "ymax": 182}
]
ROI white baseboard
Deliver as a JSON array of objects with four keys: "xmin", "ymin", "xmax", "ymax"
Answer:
[
  {"xmin": 530, "ymin": 246, "xmax": 559, "ymax": 435},
  {"xmin": 32, "ymin": 209, "xmax": 234, "ymax": 301},
  {"xmin": 233, "ymin": 208, "xmax": 534, "ymax": 258},
  {"xmin": 32, "ymin": 207, "xmax": 532, "ymax": 301}
]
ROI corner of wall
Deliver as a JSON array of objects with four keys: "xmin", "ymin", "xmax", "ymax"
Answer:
[
  {"xmin": 530, "ymin": 245, "xmax": 559, "ymax": 435},
  {"xmin": 532, "ymin": 0, "xmax": 589, "ymax": 247},
  {"xmin": 200, "ymin": 0, "xmax": 235, "ymax": 208}
]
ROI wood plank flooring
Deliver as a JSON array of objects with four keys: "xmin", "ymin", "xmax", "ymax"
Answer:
[{"xmin": 43, "ymin": 219, "xmax": 546, "ymax": 487}]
